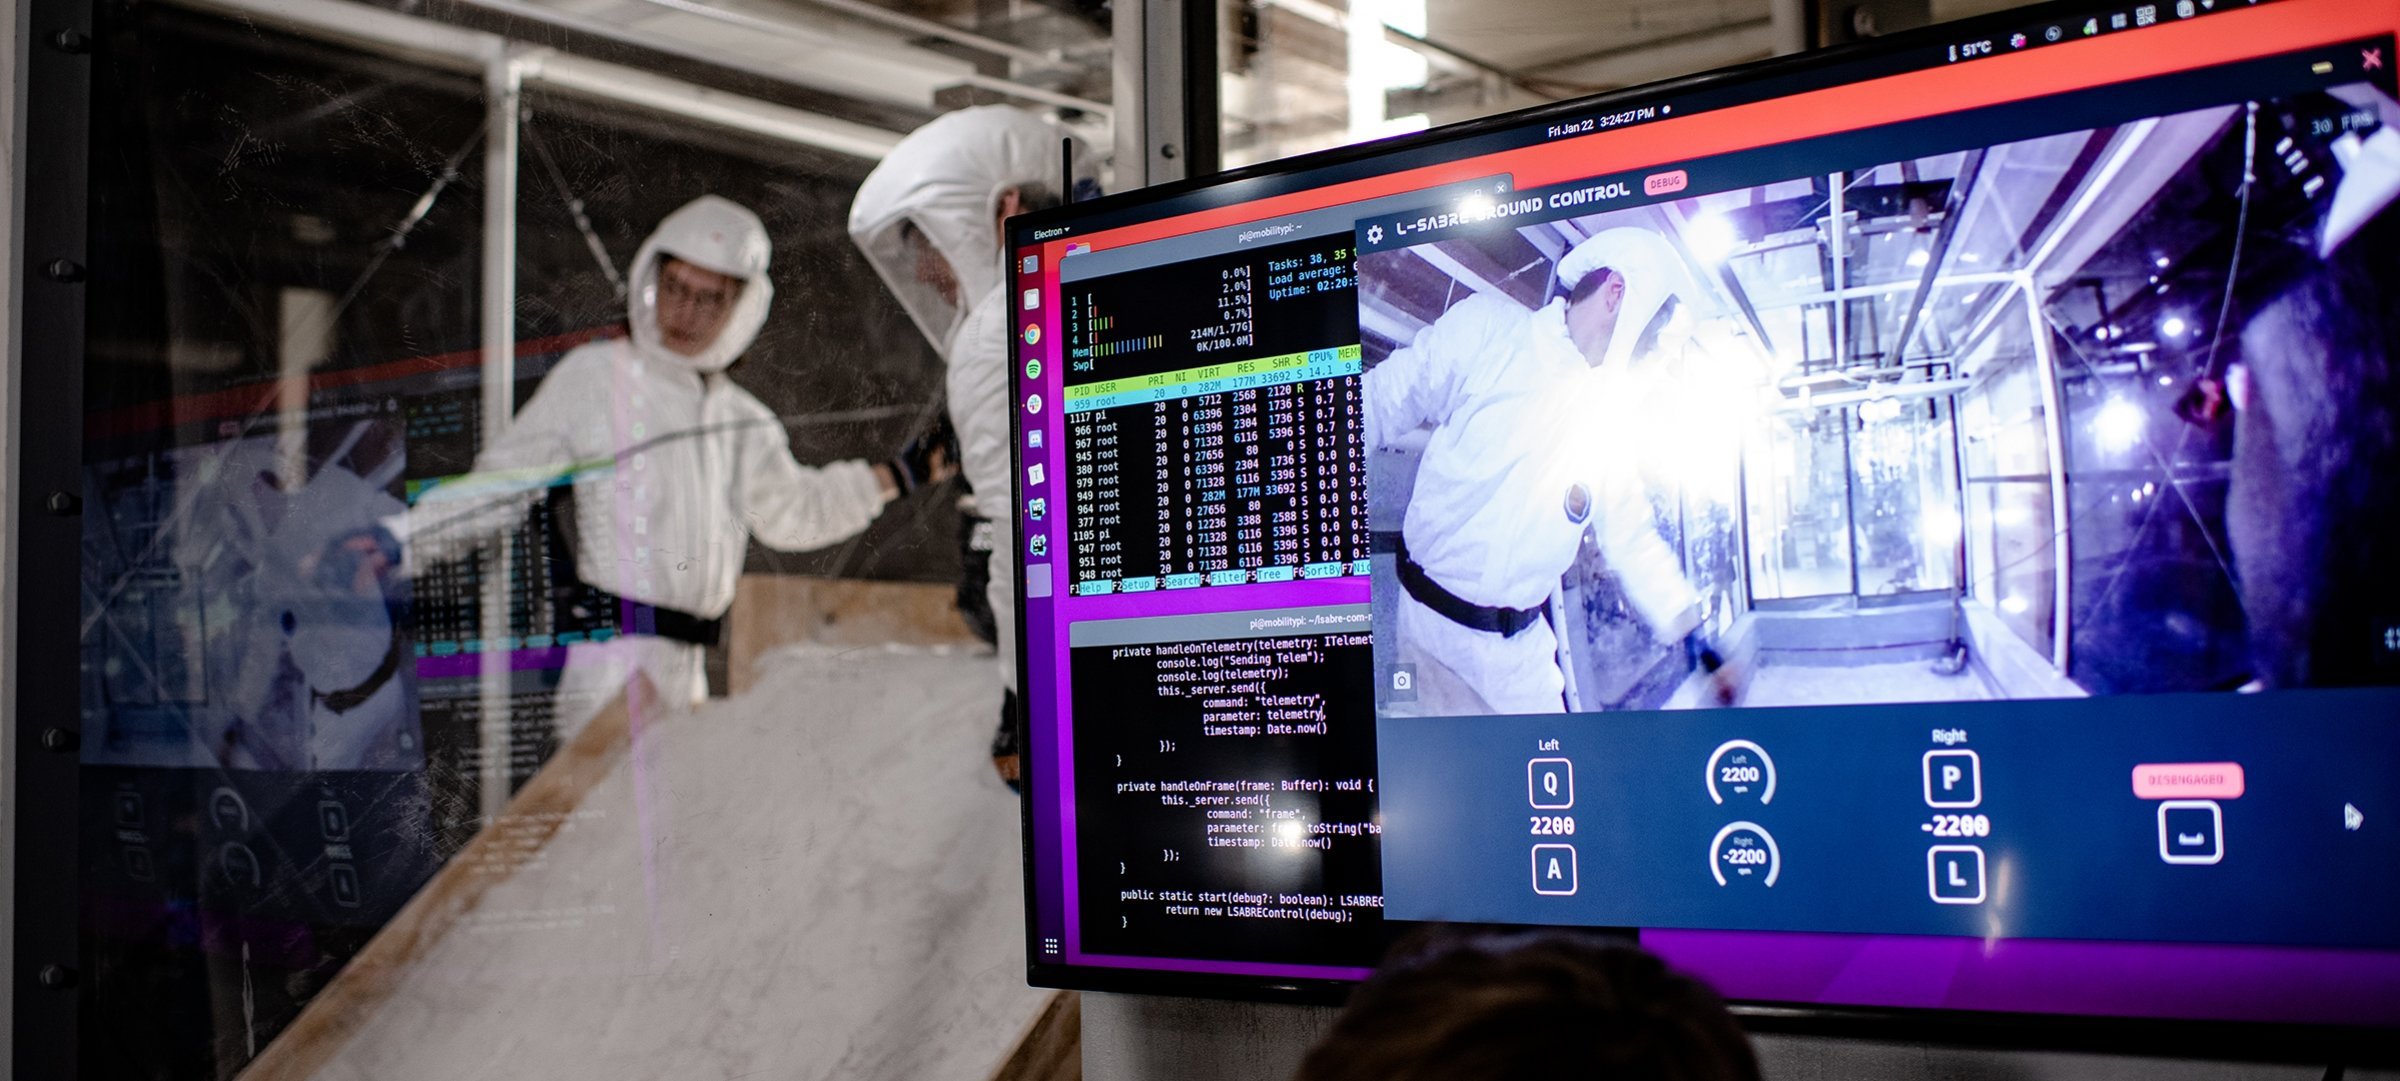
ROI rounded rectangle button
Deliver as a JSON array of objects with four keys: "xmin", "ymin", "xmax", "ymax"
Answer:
[
  {"xmin": 1529, "ymin": 758, "xmax": 1574, "ymax": 809},
  {"xmin": 2132, "ymin": 762, "xmax": 2245, "ymax": 800}
]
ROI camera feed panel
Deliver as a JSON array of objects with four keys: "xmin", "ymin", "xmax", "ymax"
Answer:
[{"xmin": 1362, "ymin": 86, "xmax": 2400, "ymax": 721}]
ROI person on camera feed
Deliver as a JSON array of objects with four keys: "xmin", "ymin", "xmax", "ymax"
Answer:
[
  {"xmin": 849, "ymin": 106, "xmax": 1100, "ymax": 788},
  {"xmin": 1366, "ymin": 227, "xmax": 1725, "ymax": 716},
  {"xmin": 412, "ymin": 194, "xmax": 951, "ymax": 738},
  {"xmin": 2222, "ymin": 132, "xmax": 2400, "ymax": 691}
]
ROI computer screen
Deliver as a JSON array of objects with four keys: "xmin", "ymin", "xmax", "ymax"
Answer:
[{"xmin": 1008, "ymin": 0, "xmax": 2400, "ymax": 1046}]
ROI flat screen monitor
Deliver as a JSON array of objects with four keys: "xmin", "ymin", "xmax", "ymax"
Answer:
[{"xmin": 1007, "ymin": 0, "xmax": 2400, "ymax": 1052}]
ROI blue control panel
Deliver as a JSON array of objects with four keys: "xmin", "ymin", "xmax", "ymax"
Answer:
[{"xmin": 1377, "ymin": 688, "xmax": 2400, "ymax": 947}]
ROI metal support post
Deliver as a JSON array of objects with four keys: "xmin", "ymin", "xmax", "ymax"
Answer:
[
  {"xmin": 478, "ymin": 48, "xmax": 523, "ymax": 820},
  {"xmin": 2023, "ymin": 273, "xmax": 2074, "ymax": 676},
  {"xmin": 1113, "ymin": 0, "xmax": 1217, "ymax": 188},
  {"xmin": 13, "ymin": 0, "xmax": 94, "ymax": 1066}
]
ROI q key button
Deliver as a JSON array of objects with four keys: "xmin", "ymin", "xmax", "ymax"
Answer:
[
  {"xmin": 1532, "ymin": 844, "xmax": 1578, "ymax": 896},
  {"xmin": 1529, "ymin": 758, "xmax": 1574, "ymax": 810}
]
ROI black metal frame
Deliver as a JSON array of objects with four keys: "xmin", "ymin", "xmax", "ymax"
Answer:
[
  {"xmin": 1012, "ymin": 0, "xmax": 2400, "ymax": 1064},
  {"xmin": 1172, "ymin": 0, "xmax": 1219, "ymax": 179},
  {"xmin": 14, "ymin": 0, "xmax": 94, "ymax": 1070}
]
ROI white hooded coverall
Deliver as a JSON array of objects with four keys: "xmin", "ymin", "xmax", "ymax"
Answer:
[
  {"xmin": 414, "ymin": 195, "xmax": 888, "ymax": 736},
  {"xmin": 848, "ymin": 106, "xmax": 1097, "ymax": 694},
  {"xmin": 1366, "ymin": 228, "xmax": 1701, "ymax": 716}
]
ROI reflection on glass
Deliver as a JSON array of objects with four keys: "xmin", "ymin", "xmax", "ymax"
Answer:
[
  {"xmin": 1746, "ymin": 410, "xmax": 1854, "ymax": 601},
  {"xmin": 1850, "ymin": 397, "xmax": 1961, "ymax": 596},
  {"xmin": 1957, "ymin": 296, "xmax": 2056, "ymax": 658},
  {"xmin": 75, "ymin": 4, "xmax": 991, "ymax": 1075}
]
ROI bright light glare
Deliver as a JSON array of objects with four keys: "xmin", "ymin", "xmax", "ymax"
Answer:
[
  {"xmin": 2155, "ymin": 255, "xmax": 2172, "ymax": 269},
  {"xmin": 2000, "ymin": 595, "xmax": 2030, "ymax": 615},
  {"xmin": 2157, "ymin": 374, "xmax": 2174, "ymax": 387},
  {"xmin": 2161, "ymin": 315, "xmax": 2190, "ymax": 338},
  {"xmin": 1922, "ymin": 506, "xmax": 1963, "ymax": 548},
  {"xmin": 1346, "ymin": 0, "xmax": 1429, "ymax": 141},
  {"xmin": 1277, "ymin": 819, "xmax": 1306, "ymax": 846},
  {"xmin": 1906, "ymin": 247, "xmax": 1931, "ymax": 268},
  {"xmin": 1457, "ymin": 194, "xmax": 1496, "ymax": 221},
  {"xmin": 1685, "ymin": 213, "xmax": 1739, "ymax": 263},
  {"xmin": 2095, "ymin": 396, "xmax": 2146, "ymax": 453}
]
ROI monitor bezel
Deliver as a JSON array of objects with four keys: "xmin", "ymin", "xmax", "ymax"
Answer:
[{"xmin": 1008, "ymin": 0, "xmax": 2400, "ymax": 1060}]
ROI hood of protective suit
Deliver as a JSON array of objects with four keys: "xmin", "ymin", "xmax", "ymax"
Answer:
[
  {"xmin": 849, "ymin": 106, "xmax": 1098, "ymax": 354},
  {"xmin": 628, "ymin": 195, "xmax": 775, "ymax": 373},
  {"xmin": 1558, "ymin": 226, "xmax": 1698, "ymax": 372}
]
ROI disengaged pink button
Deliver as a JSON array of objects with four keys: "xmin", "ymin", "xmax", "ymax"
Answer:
[
  {"xmin": 2132, "ymin": 762, "xmax": 2246, "ymax": 800},
  {"xmin": 1644, "ymin": 169, "xmax": 1689, "ymax": 195}
]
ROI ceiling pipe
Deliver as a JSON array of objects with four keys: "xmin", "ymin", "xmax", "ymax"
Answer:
[
  {"xmin": 168, "ymin": 0, "xmax": 908, "ymax": 157},
  {"xmin": 625, "ymin": 0, "xmax": 1112, "ymax": 116}
]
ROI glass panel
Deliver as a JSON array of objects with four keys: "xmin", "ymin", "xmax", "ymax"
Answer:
[
  {"xmin": 1222, "ymin": 0, "xmax": 1768, "ymax": 167},
  {"xmin": 1745, "ymin": 409, "xmax": 1855, "ymax": 601},
  {"xmin": 1956, "ymin": 289, "xmax": 2056, "ymax": 658},
  {"xmin": 1849, "ymin": 395, "xmax": 1962, "ymax": 596},
  {"xmin": 2040, "ymin": 103, "xmax": 2263, "ymax": 695},
  {"xmin": 76, "ymin": 2, "xmax": 1051, "ymax": 1074},
  {"xmin": 80, "ymin": 14, "xmax": 487, "ymax": 1075}
]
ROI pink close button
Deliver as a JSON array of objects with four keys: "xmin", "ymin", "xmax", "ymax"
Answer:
[{"xmin": 2132, "ymin": 762, "xmax": 2246, "ymax": 800}]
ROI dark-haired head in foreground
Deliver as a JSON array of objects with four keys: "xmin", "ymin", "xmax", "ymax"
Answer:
[{"xmin": 1294, "ymin": 931, "xmax": 1760, "ymax": 1081}]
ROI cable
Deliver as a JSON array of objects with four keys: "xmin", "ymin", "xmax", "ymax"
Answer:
[
  {"xmin": 525, "ymin": 116, "xmax": 629, "ymax": 301},
  {"xmin": 2201, "ymin": 101, "xmax": 2260, "ymax": 383}
]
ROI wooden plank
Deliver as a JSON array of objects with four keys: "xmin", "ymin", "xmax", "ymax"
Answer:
[
  {"xmin": 725, "ymin": 573, "xmax": 982, "ymax": 695},
  {"xmin": 987, "ymin": 990, "xmax": 1082, "ymax": 1081}
]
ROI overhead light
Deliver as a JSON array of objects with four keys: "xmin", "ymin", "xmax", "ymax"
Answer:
[
  {"xmin": 1922, "ymin": 506, "xmax": 1963, "ymax": 548},
  {"xmin": 1906, "ymin": 247, "xmax": 1931, "ymax": 268},
  {"xmin": 2095, "ymin": 396, "xmax": 2146, "ymax": 453},
  {"xmin": 1686, "ymin": 212, "xmax": 1739, "ymax": 263},
  {"xmin": 2161, "ymin": 315, "xmax": 2190, "ymax": 338}
]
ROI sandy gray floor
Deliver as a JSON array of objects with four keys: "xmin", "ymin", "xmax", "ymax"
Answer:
[
  {"xmin": 310, "ymin": 645, "xmax": 1048, "ymax": 1081},
  {"xmin": 1737, "ymin": 659, "xmax": 1992, "ymax": 708}
]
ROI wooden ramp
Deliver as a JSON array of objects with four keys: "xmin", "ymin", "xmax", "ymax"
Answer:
[{"xmin": 240, "ymin": 639, "xmax": 1070, "ymax": 1080}]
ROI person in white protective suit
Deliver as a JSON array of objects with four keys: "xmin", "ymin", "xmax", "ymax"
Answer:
[
  {"xmin": 849, "ymin": 106, "xmax": 1099, "ymax": 788},
  {"xmin": 166, "ymin": 424, "xmax": 423, "ymax": 771},
  {"xmin": 1367, "ymin": 226, "xmax": 1724, "ymax": 717},
  {"xmin": 413, "ymin": 195, "xmax": 949, "ymax": 738}
]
